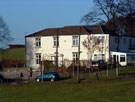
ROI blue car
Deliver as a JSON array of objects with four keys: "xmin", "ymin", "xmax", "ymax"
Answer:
[{"xmin": 35, "ymin": 72, "xmax": 60, "ymax": 82}]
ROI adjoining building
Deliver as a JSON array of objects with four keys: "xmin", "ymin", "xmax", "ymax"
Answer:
[
  {"xmin": 25, "ymin": 25, "xmax": 135, "ymax": 71},
  {"xmin": 9, "ymin": 44, "xmax": 25, "ymax": 49}
]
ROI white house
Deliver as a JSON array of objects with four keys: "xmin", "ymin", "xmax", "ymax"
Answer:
[{"xmin": 25, "ymin": 25, "xmax": 135, "ymax": 71}]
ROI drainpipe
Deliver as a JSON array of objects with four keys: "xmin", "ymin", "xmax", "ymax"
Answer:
[
  {"xmin": 56, "ymin": 28, "xmax": 59, "ymax": 72},
  {"xmin": 77, "ymin": 27, "xmax": 81, "ymax": 83}
]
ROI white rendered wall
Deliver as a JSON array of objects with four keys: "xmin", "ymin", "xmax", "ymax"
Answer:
[
  {"xmin": 26, "ymin": 34, "xmax": 110, "ymax": 70},
  {"xmin": 26, "ymin": 37, "xmax": 40, "ymax": 70},
  {"xmin": 90, "ymin": 34, "xmax": 110, "ymax": 62}
]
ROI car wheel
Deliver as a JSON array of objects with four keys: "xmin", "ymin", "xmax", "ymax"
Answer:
[
  {"xmin": 51, "ymin": 78, "xmax": 54, "ymax": 82},
  {"xmin": 36, "ymin": 79, "xmax": 40, "ymax": 82}
]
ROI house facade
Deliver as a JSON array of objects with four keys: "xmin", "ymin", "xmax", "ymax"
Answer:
[
  {"xmin": 25, "ymin": 25, "xmax": 135, "ymax": 71},
  {"xmin": 110, "ymin": 36, "xmax": 135, "ymax": 66}
]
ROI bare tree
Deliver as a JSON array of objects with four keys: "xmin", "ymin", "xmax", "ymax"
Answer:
[
  {"xmin": 81, "ymin": 0, "xmax": 135, "ymax": 36},
  {"xmin": 121, "ymin": 0, "xmax": 135, "ymax": 36},
  {"xmin": 0, "ymin": 16, "xmax": 13, "ymax": 49},
  {"xmin": 81, "ymin": 0, "xmax": 122, "ymax": 24},
  {"xmin": 82, "ymin": 35, "xmax": 102, "ymax": 68}
]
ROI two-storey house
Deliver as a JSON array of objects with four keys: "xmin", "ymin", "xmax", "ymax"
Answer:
[{"xmin": 25, "ymin": 25, "xmax": 135, "ymax": 71}]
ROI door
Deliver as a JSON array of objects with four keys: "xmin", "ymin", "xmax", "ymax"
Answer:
[{"xmin": 113, "ymin": 55, "xmax": 116, "ymax": 67}]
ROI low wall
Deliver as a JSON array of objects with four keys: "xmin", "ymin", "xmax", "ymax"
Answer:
[{"xmin": 3, "ymin": 67, "xmax": 30, "ymax": 72}]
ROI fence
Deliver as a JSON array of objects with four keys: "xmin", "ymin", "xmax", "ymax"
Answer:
[{"xmin": 41, "ymin": 59, "xmax": 135, "ymax": 78}]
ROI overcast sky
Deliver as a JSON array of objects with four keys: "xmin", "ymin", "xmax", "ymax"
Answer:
[{"xmin": 0, "ymin": 0, "xmax": 93, "ymax": 44}]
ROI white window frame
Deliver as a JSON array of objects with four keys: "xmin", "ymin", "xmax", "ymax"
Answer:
[
  {"xmin": 120, "ymin": 55, "xmax": 125, "ymax": 62},
  {"xmin": 100, "ymin": 36, "xmax": 104, "ymax": 43},
  {"xmin": 36, "ymin": 53, "xmax": 41, "ymax": 64},
  {"xmin": 53, "ymin": 36, "xmax": 59, "ymax": 47},
  {"xmin": 72, "ymin": 36, "xmax": 78, "ymax": 47},
  {"xmin": 35, "ymin": 37, "xmax": 41, "ymax": 47},
  {"xmin": 94, "ymin": 54, "xmax": 105, "ymax": 61},
  {"xmin": 72, "ymin": 52, "xmax": 78, "ymax": 63},
  {"xmin": 94, "ymin": 54, "xmax": 98, "ymax": 61}
]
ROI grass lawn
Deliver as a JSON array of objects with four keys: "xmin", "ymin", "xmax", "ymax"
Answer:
[
  {"xmin": 0, "ymin": 48, "xmax": 25, "ymax": 60},
  {"xmin": 0, "ymin": 78, "xmax": 135, "ymax": 102},
  {"xmin": 94, "ymin": 66, "xmax": 135, "ymax": 76}
]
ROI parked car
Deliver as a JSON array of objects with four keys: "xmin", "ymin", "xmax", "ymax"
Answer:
[{"xmin": 35, "ymin": 72, "xmax": 60, "ymax": 82}]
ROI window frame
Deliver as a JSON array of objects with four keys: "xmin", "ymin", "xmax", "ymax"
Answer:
[
  {"xmin": 129, "ymin": 39, "xmax": 132, "ymax": 48},
  {"xmin": 72, "ymin": 52, "xmax": 78, "ymax": 63},
  {"xmin": 35, "ymin": 53, "xmax": 41, "ymax": 64},
  {"xmin": 115, "ymin": 37, "xmax": 118, "ymax": 43},
  {"xmin": 72, "ymin": 36, "xmax": 78, "ymax": 47},
  {"xmin": 35, "ymin": 37, "xmax": 41, "ymax": 48},
  {"xmin": 53, "ymin": 36, "xmax": 59, "ymax": 48},
  {"xmin": 94, "ymin": 54, "xmax": 105, "ymax": 61},
  {"xmin": 123, "ymin": 38, "xmax": 126, "ymax": 44},
  {"xmin": 120, "ymin": 55, "xmax": 125, "ymax": 62}
]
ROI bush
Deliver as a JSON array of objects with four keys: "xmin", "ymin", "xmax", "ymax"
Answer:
[
  {"xmin": 0, "ymin": 61, "xmax": 3, "ymax": 71},
  {"xmin": 42, "ymin": 60, "xmax": 55, "ymax": 72},
  {"xmin": 1, "ymin": 59, "xmax": 25, "ymax": 68}
]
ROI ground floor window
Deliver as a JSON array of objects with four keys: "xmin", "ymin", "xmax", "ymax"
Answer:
[
  {"xmin": 120, "ymin": 55, "xmax": 125, "ymax": 62},
  {"xmin": 72, "ymin": 52, "xmax": 78, "ymax": 63},
  {"xmin": 94, "ymin": 54, "xmax": 105, "ymax": 61},
  {"xmin": 36, "ymin": 53, "xmax": 41, "ymax": 64}
]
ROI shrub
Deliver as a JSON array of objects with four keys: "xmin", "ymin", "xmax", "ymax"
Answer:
[{"xmin": 1, "ymin": 59, "xmax": 25, "ymax": 68}]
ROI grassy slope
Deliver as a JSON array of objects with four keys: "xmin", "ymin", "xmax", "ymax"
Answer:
[
  {"xmin": 0, "ymin": 48, "xmax": 25, "ymax": 60},
  {"xmin": 0, "ymin": 79, "xmax": 135, "ymax": 102}
]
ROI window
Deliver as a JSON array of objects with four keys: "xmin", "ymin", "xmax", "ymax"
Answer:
[
  {"xmin": 72, "ymin": 36, "xmax": 78, "ymax": 46},
  {"xmin": 93, "ymin": 36, "xmax": 98, "ymax": 43},
  {"xmin": 36, "ymin": 54, "xmax": 41, "ymax": 64},
  {"xmin": 123, "ymin": 38, "xmax": 126, "ymax": 44},
  {"xmin": 53, "ymin": 36, "xmax": 59, "ymax": 47},
  {"xmin": 35, "ymin": 38, "xmax": 41, "ymax": 47},
  {"xmin": 120, "ymin": 55, "xmax": 125, "ymax": 62},
  {"xmin": 73, "ymin": 52, "xmax": 78, "ymax": 63},
  {"xmin": 96, "ymin": 36, "xmax": 104, "ymax": 43},
  {"xmin": 115, "ymin": 37, "xmax": 118, "ymax": 43},
  {"xmin": 100, "ymin": 36, "xmax": 104, "ymax": 43},
  {"xmin": 94, "ymin": 54, "xmax": 105, "ymax": 61},
  {"xmin": 133, "ymin": 44, "xmax": 135, "ymax": 49},
  {"xmin": 129, "ymin": 39, "xmax": 132, "ymax": 48},
  {"xmin": 94, "ymin": 54, "xmax": 97, "ymax": 61}
]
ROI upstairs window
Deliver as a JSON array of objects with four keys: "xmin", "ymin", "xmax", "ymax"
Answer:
[
  {"xmin": 72, "ymin": 36, "xmax": 78, "ymax": 46},
  {"xmin": 100, "ymin": 36, "xmax": 104, "ymax": 43},
  {"xmin": 129, "ymin": 39, "xmax": 132, "ymax": 48},
  {"xmin": 72, "ymin": 52, "xmax": 78, "ymax": 63},
  {"xmin": 53, "ymin": 36, "xmax": 59, "ymax": 47},
  {"xmin": 123, "ymin": 38, "xmax": 126, "ymax": 44},
  {"xmin": 96, "ymin": 36, "xmax": 104, "ymax": 43},
  {"xmin": 115, "ymin": 37, "xmax": 118, "ymax": 43},
  {"xmin": 35, "ymin": 38, "xmax": 41, "ymax": 47},
  {"xmin": 36, "ymin": 53, "xmax": 41, "ymax": 64}
]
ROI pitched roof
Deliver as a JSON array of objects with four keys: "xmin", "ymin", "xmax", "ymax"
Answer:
[{"xmin": 25, "ymin": 25, "xmax": 105, "ymax": 37}]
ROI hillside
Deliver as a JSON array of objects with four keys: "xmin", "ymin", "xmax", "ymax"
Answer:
[{"xmin": 0, "ymin": 48, "xmax": 25, "ymax": 60}]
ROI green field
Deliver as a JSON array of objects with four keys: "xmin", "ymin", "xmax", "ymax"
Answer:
[
  {"xmin": 0, "ymin": 48, "xmax": 135, "ymax": 102},
  {"xmin": 0, "ymin": 48, "xmax": 25, "ymax": 60},
  {"xmin": 0, "ymin": 78, "xmax": 135, "ymax": 102},
  {"xmin": 94, "ymin": 66, "xmax": 135, "ymax": 76}
]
